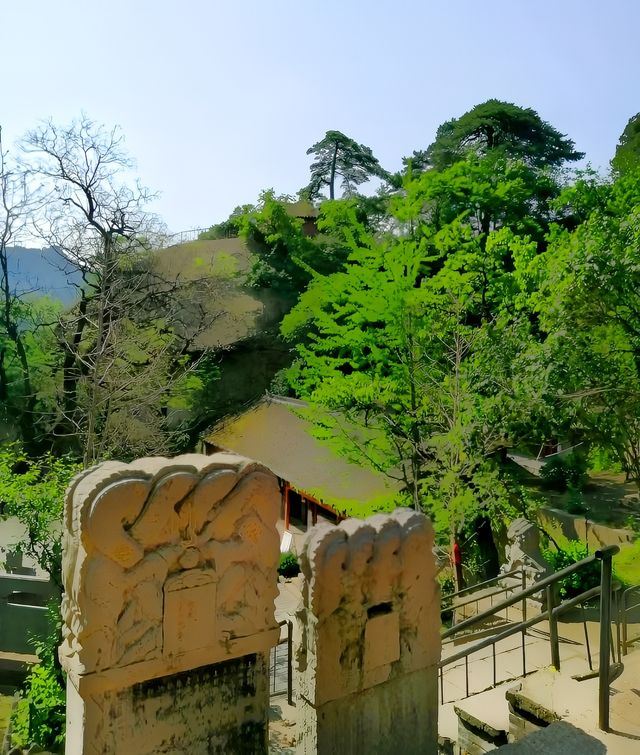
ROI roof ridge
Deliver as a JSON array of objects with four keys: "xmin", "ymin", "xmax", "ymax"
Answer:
[{"xmin": 266, "ymin": 393, "xmax": 308, "ymax": 408}]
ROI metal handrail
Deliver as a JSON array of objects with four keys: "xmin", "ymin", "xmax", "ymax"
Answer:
[
  {"xmin": 441, "ymin": 569, "xmax": 524, "ymax": 604},
  {"xmin": 440, "ymin": 586, "xmax": 601, "ymax": 671},
  {"xmin": 438, "ymin": 545, "xmax": 620, "ymax": 731},
  {"xmin": 442, "ymin": 584, "xmax": 520, "ymax": 622},
  {"xmin": 442, "ymin": 545, "xmax": 619, "ymax": 641},
  {"xmin": 621, "ymin": 584, "xmax": 640, "ymax": 655}
]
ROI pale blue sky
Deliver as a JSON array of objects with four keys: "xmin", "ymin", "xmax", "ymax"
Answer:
[{"xmin": 1, "ymin": 1, "xmax": 638, "ymax": 233}]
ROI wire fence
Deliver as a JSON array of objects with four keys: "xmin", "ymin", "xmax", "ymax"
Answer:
[
  {"xmin": 157, "ymin": 228, "xmax": 208, "ymax": 248},
  {"xmin": 269, "ymin": 620, "xmax": 293, "ymax": 705}
]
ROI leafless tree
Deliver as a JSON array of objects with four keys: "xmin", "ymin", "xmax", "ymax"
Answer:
[
  {"xmin": 24, "ymin": 116, "xmax": 222, "ymax": 465},
  {"xmin": 0, "ymin": 125, "xmax": 46, "ymax": 447}
]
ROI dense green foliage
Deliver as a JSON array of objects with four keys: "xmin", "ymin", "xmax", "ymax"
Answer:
[
  {"xmin": 540, "ymin": 453, "xmax": 588, "ymax": 492},
  {"xmin": 239, "ymin": 192, "xmax": 321, "ymax": 295},
  {"xmin": 278, "ymin": 551, "xmax": 300, "ymax": 578},
  {"xmin": 542, "ymin": 541, "xmax": 600, "ymax": 599},
  {"xmin": 269, "ymin": 104, "xmax": 640, "ymax": 551},
  {"xmin": 11, "ymin": 606, "xmax": 66, "ymax": 752},
  {"xmin": 408, "ymin": 99, "xmax": 583, "ymax": 173},
  {"xmin": 612, "ymin": 112, "xmax": 640, "ymax": 175},
  {"xmin": 0, "ymin": 444, "xmax": 80, "ymax": 586}
]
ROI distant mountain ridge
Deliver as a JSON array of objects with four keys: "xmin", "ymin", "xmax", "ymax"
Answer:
[{"xmin": 5, "ymin": 247, "xmax": 81, "ymax": 305}]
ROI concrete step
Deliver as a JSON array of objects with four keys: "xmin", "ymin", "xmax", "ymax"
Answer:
[
  {"xmin": 440, "ymin": 613, "xmax": 598, "ymax": 705},
  {"xmin": 439, "ymin": 646, "xmax": 640, "ymax": 754}
]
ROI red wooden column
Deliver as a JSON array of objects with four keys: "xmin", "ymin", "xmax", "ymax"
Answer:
[{"xmin": 284, "ymin": 482, "xmax": 291, "ymax": 530}]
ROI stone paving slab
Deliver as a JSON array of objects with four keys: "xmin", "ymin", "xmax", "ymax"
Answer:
[
  {"xmin": 508, "ymin": 662, "xmax": 640, "ymax": 754},
  {"xmin": 496, "ymin": 720, "xmax": 607, "ymax": 754}
]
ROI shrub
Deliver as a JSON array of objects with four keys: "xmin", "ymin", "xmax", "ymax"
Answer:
[
  {"xmin": 566, "ymin": 488, "xmax": 588, "ymax": 515},
  {"xmin": 0, "ymin": 444, "xmax": 81, "ymax": 584},
  {"xmin": 540, "ymin": 453, "xmax": 588, "ymax": 492},
  {"xmin": 587, "ymin": 446, "xmax": 622, "ymax": 474},
  {"xmin": 542, "ymin": 540, "xmax": 601, "ymax": 599},
  {"xmin": 278, "ymin": 551, "xmax": 300, "ymax": 578},
  {"xmin": 11, "ymin": 605, "xmax": 66, "ymax": 752}
]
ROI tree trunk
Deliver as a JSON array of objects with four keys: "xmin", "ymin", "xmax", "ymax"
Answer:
[
  {"xmin": 329, "ymin": 141, "xmax": 339, "ymax": 200},
  {"xmin": 14, "ymin": 334, "xmax": 37, "ymax": 449}
]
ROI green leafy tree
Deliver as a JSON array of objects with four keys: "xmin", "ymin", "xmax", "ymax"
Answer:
[
  {"xmin": 612, "ymin": 112, "xmax": 640, "ymax": 175},
  {"xmin": 281, "ymin": 197, "xmax": 533, "ymax": 544},
  {"xmin": 407, "ymin": 100, "xmax": 583, "ymax": 173},
  {"xmin": 240, "ymin": 191, "xmax": 319, "ymax": 295},
  {"xmin": 239, "ymin": 191, "xmax": 355, "ymax": 298},
  {"xmin": 0, "ymin": 443, "xmax": 80, "ymax": 587},
  {"xmin": 305, "ymin": 130, "xmax": 389, "ymax": 200},
  {"xmin": 534, "ymin": 167, "xmax": 640, "ymax": 486}
]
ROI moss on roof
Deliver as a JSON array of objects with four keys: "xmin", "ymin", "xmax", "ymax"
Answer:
[{"xmin": 204, "ymin": 396, "xmax": 403, "ymax": 515}]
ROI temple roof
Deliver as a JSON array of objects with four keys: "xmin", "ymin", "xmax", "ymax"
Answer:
[{"xmin": 203, "ymin": 396, "xmax": 402, "ymax": 515}]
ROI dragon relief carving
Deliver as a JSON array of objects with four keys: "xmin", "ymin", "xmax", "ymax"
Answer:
[{"xmin": 60, "ymin": 453, "xmax": 280, "ymax": 676}]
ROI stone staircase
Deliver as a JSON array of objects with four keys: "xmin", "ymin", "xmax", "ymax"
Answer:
[{"xmin": 439, "ymin": 579, "xmax": 640, "ymax": 754}]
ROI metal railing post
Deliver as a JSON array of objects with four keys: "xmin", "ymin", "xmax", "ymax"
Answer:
[
  {"xmin": 521, "ymin": 569, "xmax": 527, "ymax": 623},
  {"xmin": 622, "ymin": 589, "xmax": 628, "ymax": 656},
  {"xmin": 598, "ymin": 551, "xmax": 613, "ymax": 731},
  {"xmin": 614, "ymin": 588, "xmax": 622, "ymax": 663},
  {"xmin": 286, "ymin": 620, "xmax": 294, "ymax": 706},
  {"xmin": 547, "ymin": 584, "xmax": 560, "ymax": 669},
  {"xmin": 581, "ymin": 603, "xmax": 593, "ymax": 671}
]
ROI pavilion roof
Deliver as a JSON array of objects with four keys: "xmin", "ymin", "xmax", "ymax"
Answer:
[{"xmin": 203, "ymin": 396, "xmax": 402, "ymax": 515}]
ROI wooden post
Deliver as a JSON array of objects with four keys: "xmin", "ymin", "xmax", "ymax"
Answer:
[
  {"xmin": 599, "ymin": 551, "xmax": 613, "ymax": 731},
  {"xmin": 453, "ymin": 539, "xmax": 464, "ymax": 591},
  {"xmin": 547, "ymin": 584, "xmax": 560, "ymax": 670},
  {"xmin": 284, "ymin": 483, "xmax": 290, "ymax": 530}
]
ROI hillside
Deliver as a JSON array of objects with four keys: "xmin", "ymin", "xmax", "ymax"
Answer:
[
  {"xmin": 151, "ymin": 237, "xmax": 289, "ymax": 349},
  {"xmin": 6, "ymin": 247, "xmax": 81, "ymax": 305},
  {"xmin": 151, "ymin": 236, "xmax": 293, "ymax": 426}
]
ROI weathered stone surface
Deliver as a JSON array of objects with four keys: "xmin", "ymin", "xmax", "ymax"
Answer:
[
  {"xmin": 295, "ymin": 508, "xmax": 441, "ymax": 754},
  {"xmin": 61, "ymin": 453, "xmax": 280, "ymax": 754},
  {"xmin": 501, "ymin": 518, "xmax": 551, "ymax": 582},
  {"xmin": 498, "ymin": 720, "xmax": 606, "ymax": 754},
  {"xmin": 66, "ymin": 653, "xmax": 270, "ymax": 755}
]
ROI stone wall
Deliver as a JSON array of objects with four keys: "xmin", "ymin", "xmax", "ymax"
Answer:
[
  {"xmin": 60, "ymin": 453, "xmax": 280, "ymax": 755},
  {"xmin": 537, "ymin": 507, "xmax": 635, "ymax": 550},
  {"xmin": 295, "ymin": 509, "xmax": 440, "ymax": 754},
  {"xmin": 0, "ymin": 573, "xmax": 57, "ymax": 655}
]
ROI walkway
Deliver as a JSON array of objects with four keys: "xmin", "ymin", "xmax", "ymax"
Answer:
[{"xmin": 440, "ymin": 586, "xmax": 640, "ymax": 753}]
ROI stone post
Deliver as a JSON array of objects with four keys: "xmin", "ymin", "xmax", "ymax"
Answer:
[
  {"xmin": 60, "ymin": 453, "xmax": 280, "ymax": 754},
  {"xmin": 296, "ymin": 509, "xmax": 441, "ymax": 755}
]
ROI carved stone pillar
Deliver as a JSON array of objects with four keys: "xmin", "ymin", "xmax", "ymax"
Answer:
[
  {"xmin": 296, "ymin": 509, "xmax": 441, "ymax": 754},
  {"xmin": 60, "ymin": 453, "xmax": 280, "ymax": 754}
]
